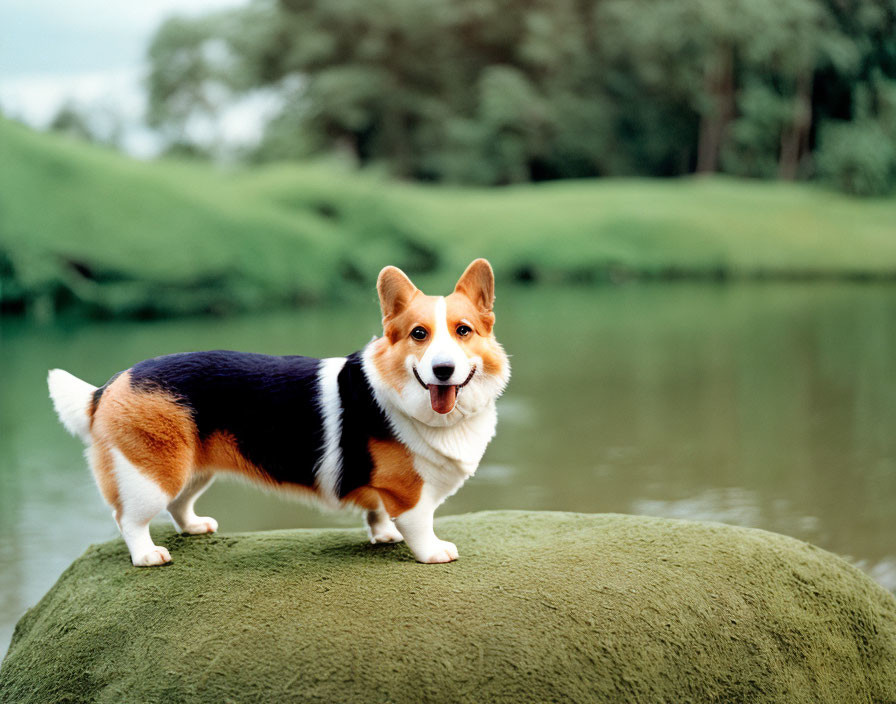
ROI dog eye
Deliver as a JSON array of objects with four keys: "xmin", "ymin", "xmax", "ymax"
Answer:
[
  {"xmin": 456, "ymin": 325, "xmax": 472, "ymax": 337},
  {"xmin": 410, "ymin": 327, "xmax": 428, "ymax": 341}
]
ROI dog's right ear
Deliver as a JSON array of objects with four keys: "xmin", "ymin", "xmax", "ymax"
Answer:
[{"xmin": 377, "ymin": 266, "xmax": 418, "ymax": 325}]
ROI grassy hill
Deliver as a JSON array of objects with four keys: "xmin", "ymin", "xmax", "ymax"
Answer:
[{"xmin": 2, "ymin": 118, "xmax": 895, "ymax": 318}]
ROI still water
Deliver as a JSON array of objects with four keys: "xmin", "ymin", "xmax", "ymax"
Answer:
[{"xmin": 2, "ymin": 283, "xmax": 895, "ymax": 654}]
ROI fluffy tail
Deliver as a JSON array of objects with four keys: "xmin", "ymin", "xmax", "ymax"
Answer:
[{"xmin": 48, "ymin": 369, "xmax": 97, "ymax": 443}]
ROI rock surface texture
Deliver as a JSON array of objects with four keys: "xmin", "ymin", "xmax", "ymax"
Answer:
[{"xmin": 2, "ymin": 511, "xmax": 895, "ymax": 703}]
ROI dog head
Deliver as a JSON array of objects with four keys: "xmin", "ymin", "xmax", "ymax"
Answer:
[{"xmin": 365, "ymin": 259, "xmax": 510, "ymax": 427}]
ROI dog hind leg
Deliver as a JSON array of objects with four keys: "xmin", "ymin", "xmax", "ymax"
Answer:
[
  {"xmin": 86, "ymin": 441, "xmax": 122, "ymax": 525},
  {"xmin": 111, "ymin": 448, "xmax": 182, "ymax": 566},
  {"xmin": 168, "ymin": 472, "xmax": 218, "ymax": 534},
  {"xmin": 365, "ymin": 507, "xmax": 403, "ymax": 544}
]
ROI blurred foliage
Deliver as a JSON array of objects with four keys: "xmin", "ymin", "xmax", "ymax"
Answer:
[
  {"xmin": 48, "ymin": 103, "xmax": 95, "ymax": 143},
  {"xmin": 145, "ymin": 0, "xmax": 896, "ymax": 192},
  {"xmin": 2, "ymin": 118, "xmax": 896, "ymax": 319},
  {"xmin": 816, "ymin": 72, "xmax": 896, "ymax": 194},
  {"xmin": 48, "ymin": 102, "xmax": 123, "ymax": 149},
  {"xmin": 817, "ymin": 119, "xmax": 896, "ymax": 195}
]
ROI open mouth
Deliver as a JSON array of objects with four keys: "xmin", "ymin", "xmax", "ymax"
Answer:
[{"xmin": 413, "ymin": 366, "xmax": 476, "ymax": 414}]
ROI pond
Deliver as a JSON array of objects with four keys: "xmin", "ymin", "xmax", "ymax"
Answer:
[{"xmin": 2, "ymin": 283, "xmax": 895, "ymax": 654}]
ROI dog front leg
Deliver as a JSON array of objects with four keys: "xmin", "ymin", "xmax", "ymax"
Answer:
[{"xmin": 394, "ymin": 499, "xmax": 457, "ymax": 564}]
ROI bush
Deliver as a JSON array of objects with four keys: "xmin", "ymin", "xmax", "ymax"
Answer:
[{"xmin": 816, "ymin": 119, "xmax": 896, "ymax": 196}]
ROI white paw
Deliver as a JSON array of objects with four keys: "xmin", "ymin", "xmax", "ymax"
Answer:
[
  {"xmin": 132, "ymin": 546, "xmax": 171, "ymax": 567},
  {"xmin": 417, "ymin": 540, "xmax": 459, "ymax": 564},
  {"xmin": 182, "ymin": 517, "xmax": 218, "ymax": 535},
  {"xmin": 370, "ymin": 526, "xmax": 404, "ymax": 544}
]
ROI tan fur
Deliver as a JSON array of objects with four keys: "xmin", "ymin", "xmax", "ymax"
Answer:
[
  {"xmin": 376, "ymin": 266, "xmax": 419, "ymax": 331},
  {"xmin": 88, "ymin": 439, "xmax": 121, "ymax": 519},
  {"xmin": 342, "ymin": 486, "xmax": 381, "ymax": 511},
  {"xmin": 196, "ymin": 430, "xmax": 268, "ymax": 483},
  {"xmin": 91, "ymin": 371, "xmax": 196, "ymax": 497},
  {"xmin": 345, "ymin": 438, "xmax": 422, "ymax": 517},
  {"xmin": 453, "ymin": 258, "xmax": 496, "ymax": 332},
  {"xmin": 372, "ymin": 292, "xmax": 439, "ymax": 391},
  {"xmin": 194, "ymin": 430, "xmax": 318, "ymax": 500},
  {"xmin": 93, "ymin": 377, "xmax": 317, "ymax": 496},
  {"xmin": 445, "ymin": 292, "xmax": 505, "ymax": 376},
  {"xmin": 371, "ymin": 262, "xmax": 507, "ymax": 387}
]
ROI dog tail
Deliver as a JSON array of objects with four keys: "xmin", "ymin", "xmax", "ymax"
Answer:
[{"xmin": 48, "ymin": 369, "xmax": 97, "ymax": 443}]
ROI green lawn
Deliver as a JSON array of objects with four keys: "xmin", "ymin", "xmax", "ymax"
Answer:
[{"xmin": 2, "ymin": 118, "xmax": 895, "ymax": 318}]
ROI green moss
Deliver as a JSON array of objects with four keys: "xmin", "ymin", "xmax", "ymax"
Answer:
[{"xmin": 2, "ymin": 511, "xmax": 894, "ymax": 703}]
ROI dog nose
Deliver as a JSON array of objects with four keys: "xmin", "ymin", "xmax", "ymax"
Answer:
[{"xmin": 432, "ymin": 363, "xmax": 455, "ymax": 382}]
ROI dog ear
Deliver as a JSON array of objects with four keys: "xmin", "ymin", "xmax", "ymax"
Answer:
[
  {"xmin": 377, "ymin": 266, "xmax": 418, "ymax": 324},
  {"xmin": 454, "ymin": 258, "xmax": 495, "ymax": 314}
]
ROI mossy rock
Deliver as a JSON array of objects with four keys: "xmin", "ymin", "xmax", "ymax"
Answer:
[{"xmin": 2, "ymin": 511, "xmax": 895, "ymax": 703}]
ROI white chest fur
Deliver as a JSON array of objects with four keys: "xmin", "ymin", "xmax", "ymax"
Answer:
[
  {"xmin": 360, "ymin": 340, "xmax": 504, "ymax": 505},
  {"xmin": 392, "ymin": 400, "xmax": 497, "ymax": 497}
]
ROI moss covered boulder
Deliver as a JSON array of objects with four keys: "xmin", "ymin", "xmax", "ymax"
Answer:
[{"xmin": 2, "ymin": 511, "xmax": 895, "ymax": 703}]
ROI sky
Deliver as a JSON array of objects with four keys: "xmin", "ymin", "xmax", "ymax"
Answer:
[{"xmin": 0, "ymin": 0, "xmax": 257, "ymax": 157}]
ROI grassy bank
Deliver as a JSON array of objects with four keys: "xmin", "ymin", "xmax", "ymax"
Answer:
[{"xmin": 2, "ymin": 118, "xmax": 895, "ymax": 318}]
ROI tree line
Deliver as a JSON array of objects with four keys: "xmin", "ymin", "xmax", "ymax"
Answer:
[{"xmin": 146, "ymin": 0, "xmax": 896, "ymax": 194}]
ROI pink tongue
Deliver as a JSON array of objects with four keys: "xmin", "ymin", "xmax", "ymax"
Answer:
[{"xmin": 429, "ymin": 385, "xmax": 457, "ymax": 414}]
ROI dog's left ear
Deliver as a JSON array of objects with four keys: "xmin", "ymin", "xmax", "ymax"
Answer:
[{"xmin": 454, "ymin": 259, "xmax": 496, "ymax": 330}]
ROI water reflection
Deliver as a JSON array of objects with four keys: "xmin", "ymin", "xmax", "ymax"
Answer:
[{"xmin": 1, "ymin": 283, "xmax": 895, "ymax": 654}]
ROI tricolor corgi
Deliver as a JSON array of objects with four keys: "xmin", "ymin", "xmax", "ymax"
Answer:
[{"xmin": 48, "ymin": 259, "xmax": 510, "ymax": 566}]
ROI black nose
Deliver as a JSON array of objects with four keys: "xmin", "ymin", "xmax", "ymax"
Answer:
[{"xmin": 432, "ymin": 363, "xmax": 455, "ymax": 382}]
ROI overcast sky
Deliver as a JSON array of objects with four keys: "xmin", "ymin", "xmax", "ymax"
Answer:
[{"xmin": 0, "ymin": 0, "xmax": 253, "ymax": 156}]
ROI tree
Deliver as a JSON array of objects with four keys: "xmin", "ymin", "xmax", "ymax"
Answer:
[
  {"xmin": 143, "ymin": 0, "xmax": 896, "ymax": 192},
  {"xmin": 48, "ymin": 101, "xmax": 123, "ymax": 148}
]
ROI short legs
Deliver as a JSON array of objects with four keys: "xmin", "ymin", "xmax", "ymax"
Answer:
[
  {"xmin": 107, "ymin": 449, "xmax": 216, "ymax": 567},
  {"xmin": 365, "ymin": 508, "xmax": 403, "ymax": 544},
  {"xmin": 393, "ymin": 501, "xmax": 457, "ymax": 564},
  {"xmin": 111, "ymin": 448, "xmax": 176, "ymax": 566},
  {"xmin": 168, "ymin": 472, "xmax": 218, "ymax": 535}
]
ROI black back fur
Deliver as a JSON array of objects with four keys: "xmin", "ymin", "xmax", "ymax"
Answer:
[{"xmin": 122, "ymin": 349, "xmax": 393, "ymax": 494}]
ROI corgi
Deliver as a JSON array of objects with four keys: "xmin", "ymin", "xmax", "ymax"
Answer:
[{"xmin": 47, "ymin": 259, "xmax": 510, "ymax": 566}]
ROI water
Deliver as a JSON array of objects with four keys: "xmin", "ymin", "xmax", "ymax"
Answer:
[{"xmin": 2, "ymin": 283, "xmax": 895, "ymax": 654}]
